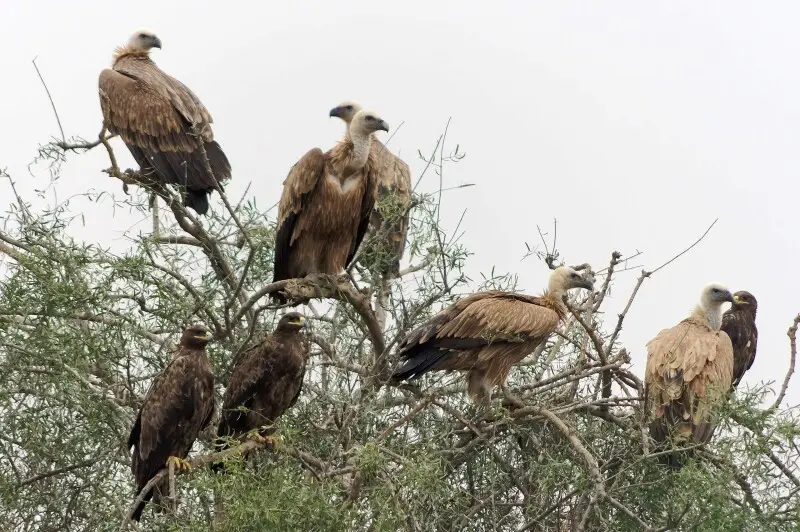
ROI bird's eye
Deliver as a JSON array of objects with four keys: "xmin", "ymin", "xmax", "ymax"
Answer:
[
  {"xmin": 712, "ymin": 288, "xmax": 720, "ymax": 293},
  {"xmin": 345, "ymin": 105, "xmax": 353, "ymax": 110},
  {"xmin": 139, "ymin": 33, "xmax": 148, "ymax": 39},
  {"xmin": 571, "ymin": 273, "xmax": 580, "ymax": 279},
  {"xmin": 366, "ymin": 116, "xmax": 374, "ymax": 121}
]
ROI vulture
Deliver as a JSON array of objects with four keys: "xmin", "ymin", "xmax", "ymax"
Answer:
[
  {"xmin": 392, "ymin": 266, "xmax": 594, "ymax": 401},
  {"xmin": 272, "ymin": 110, "xmax": 388, "ymax": 301},
  {"xmin": 213, "ymin": 313, "xmax": 308, "ymax": 471},
  {"xmin": 645, "ymin": 284, "xmax": 734, "ymax": 456},
  {"xmin": 721, "ymin": 291, "xmax": 758, "ymax": 390},
  {"xmin": 98, "ymin": 30, "xmax": 231, "ymax": 215},
  {"xmin": 330, "ymin": 101, "xmax": 412, "ymax": 277},
  {"xmin": 128, "ymin": 324, "xmax": 215, "ymax": 522}
]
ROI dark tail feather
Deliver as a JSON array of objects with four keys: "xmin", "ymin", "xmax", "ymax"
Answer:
[
  {"xmin": 211, "ymin": 437, "xmax": 230, "ymax": 474},
  {"xmin": 205, "ymin": 141, "xmax": 232, "ymax": 181},
  {"xmin": 392, "ymin": 348, "xmax": 450, "ymax": 382},
  {"xmin": 184, "ymin": 189, "xmax": 210, "ymax": 215},
  {"xmin": 131, "ymin": 487, "xmax": 154, "ymax": 522}
]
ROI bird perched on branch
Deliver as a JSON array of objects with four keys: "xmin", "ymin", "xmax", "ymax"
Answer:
[
  {"xmin": 330, "ymin": 101, "xmax": 412, "ymax": 278},
  {"xmin": 645, "ymin": 284, "xmax": 734, "ymax": 462},
  {"xmin": 213, "ymin": 313, "xmax": 308, "ymax": 472},
  {"xmin": 392, "ymin": 266, "xmax": 594, "ymax": 402},
  {"xmin": 128, "ymin": 323, "xmax": 215, "ymax": 522},
  {"xmin": 98, "ymin": 29, "xmax": 231, "ymax": 215},
  {"xmin": 272, "ymin": 110, "xmax": 388, "ymax": 302},
  {"xmin": 721, "ymin": 291, "xmax": 758, "ymax": 390}
]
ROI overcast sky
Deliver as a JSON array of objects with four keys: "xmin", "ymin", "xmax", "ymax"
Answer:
[{"xmin": 1, "ymin": 2, "xmax": 798, "ymax": 406}]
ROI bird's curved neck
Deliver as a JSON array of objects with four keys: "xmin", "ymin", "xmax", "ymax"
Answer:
[
  {"xmin": 694, "ymin": 304, "xmax": 723, "ymax": 330},
  {"xmin": 344, "ymin": 131, "xmax": 372, "ymax": 174},
  {"xmin": 112, "ymin": 47, "xmax": 151, "ymax": 65}
]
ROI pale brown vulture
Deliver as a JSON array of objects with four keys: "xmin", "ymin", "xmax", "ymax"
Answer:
[
  {"xmin": 98, "ymin": 30, "xmax": 231, "ymax": 215},
  {"xmin": 213, "ymin": 313, "xmax": 308, "ymax": 472},
  {"xmin": 392, "ymin": 266, "xmax": 594, "ymax": 401},
  {"xmin": 645, "ymin": 284, "xmax": 734, "ymax": 453},
  {"xmin": 720, "ymin": 291, "xmax": 758, "ymax": 390},
  {"xmin": 330, "ymin": 101, "xmax": 412, "ymax": 277},
  {"xmin": 272, "ymin": 110, "xmax": 388, "ymax": 301},
  {"xmin": 128, "ymin": 324, "xmax": 215, "ymax": 521}
]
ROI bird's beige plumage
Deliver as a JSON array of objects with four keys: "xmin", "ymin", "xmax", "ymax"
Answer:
[
  {"xmin": 645, "ymin": 284, "xmax": 735, "ymax": 446},
  {"xmin": 272, "ymin": 110, "xmax": 388, "ymax": 301},
  {"xmin": 330, "ymin": 101, "xmax": 412, "ymax": 276},
  {"xmin": 392, "ymin": 266, "xmax": 594, "ymax": 401}
]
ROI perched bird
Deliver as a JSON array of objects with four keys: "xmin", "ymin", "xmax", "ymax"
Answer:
[
  {"xmin": 128, "ymin": 324, "xmax": 215, "ymax": 521},
  {"xmin": 213, "ymin": 313, "xmax": 308, "ymax": 472},
  {"xmin": 721, "ymin": 291, "xmax": 758, "ymax": 390},
  {"xmin": 330, "ymin": 101, "xmax": 412, "ymax": 278},
  {"xmin": 645, "ymin": 284, "xmax": 734, "ymax": 456},
  {"xmin": 272, "ymin": 110, "xmax": 388, "ymax": 301},
  {"xmin": 98, "ymin": 30, "xmax": 231, "ymax": 215},
  {"xmin": 392, "ymin": 266, "xmax": 594, "ymax": 401}
]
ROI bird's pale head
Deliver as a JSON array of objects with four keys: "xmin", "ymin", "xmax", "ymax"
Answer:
[
  {"xmin": 180, "ymin": 323, "xmax": 212, "ymax": 348},
  {"xmin": 277, "ymin": 312, "xmax": 307, "ymax": 333},
  {"xmin": 350, "ymin": 110, "xmax": 389, "ymax": 137},
  {"xmin": 731, "ymin": 290, "xmax": 758, "ymax": 312},
  {"xmin": 329, "ymin": 101, "xmax": 363, "ymax": 123},
  {"xmin": 126, "ymin": 29, "xmax": 162, "ymax": 53},
  {"xmin": 547, "ymin": 266, "xmax": 595, "ymax": 295},
  {"xmin": 701, "ymin": 283, "xmax": 735, "ymax": 309}
]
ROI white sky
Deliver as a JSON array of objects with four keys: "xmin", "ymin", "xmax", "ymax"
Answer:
[{"xmin": 1, "ymin": 1, "xmax": 798, "ymax": 406}]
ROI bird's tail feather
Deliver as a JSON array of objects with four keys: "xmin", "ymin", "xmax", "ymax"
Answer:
[
  {"xmin": 184, "ymin": 189, "xmax": 210, "ymax": 215},
  {"xmin": 392, "ymin": 348, "xmax": 450, "ymax": 382}
]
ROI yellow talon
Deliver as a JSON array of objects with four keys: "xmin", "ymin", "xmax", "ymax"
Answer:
[
  {"xmin": 245, "ymin": 430, "xmax": 279, "ymax": 448},
  {"xmin": 166, "ymin": 456, "xmax": 192, "ymax": 472}
]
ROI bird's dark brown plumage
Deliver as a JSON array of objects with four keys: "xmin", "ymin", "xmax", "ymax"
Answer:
[
  {"xmin": 98, "ymin": 33, "xmax": 231, "ymax": 215},
  {"xmin": 128, "ymin": 324, "xmax": 215, "ymax": 521},
  {"xmin": 720, "ymin": 291, "xmax": 758, "ymax": 390},
  {"xmin": 213, "ymin": 313, "xmax": 308, "ymax": 471}
]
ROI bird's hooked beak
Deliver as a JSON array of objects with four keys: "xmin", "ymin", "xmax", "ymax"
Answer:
[
  {"xmin": 151, "ymin": 36, "xmax": 162, "ymax": 49},
  {"xmin": 292, "ymin": 316, "xmax": 308, "ymax": 328},
  {"xmin": 577, "ymin": 277, "xmax": 595, "ymax": 291},
  {"xmin": 733, "ymin": 294, "xmax": 746, "ymax": 305},
  {"xmin": 329, "ymin": 106, "xmax": 344, "ymax": 118},
  {"xmin": 377, "ymin": 120, "xmax": 389, "ymax": 133},
  {"xmin": 194, "ymin": 330, "xmax": 213, "ymax": 341},
  {"xmin": 723, "ymin": 290, "xmax": 735, "ymax": 304}
]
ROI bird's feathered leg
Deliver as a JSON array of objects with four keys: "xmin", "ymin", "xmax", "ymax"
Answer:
[{"xmin": 500, "ymin": 382, "xmax": 525, "ymax": 410}]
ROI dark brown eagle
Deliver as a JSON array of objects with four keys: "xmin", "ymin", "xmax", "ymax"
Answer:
[
  {"xmin": 645, "ymin": 284, "xmax": 734, "ymax": 465},
  {"xmin": 213, "ymin": 313, "xmax": 308, "ymax": 471},
  {"xmin": 128, "ymin": 323, "xmax": 215, "ymax": 521},
  {"xmin": 271, "ymin": 110, "xmax": 387, "ymax": 302},
  {"xmin": 720, "ymin": 291, "xmax": 758, "ymax": 390},
  {"xmin": 330, "ymin": 101, "xmax": 412, "ymax": 278},
  {"xmin": 98, "ymin": 30, "xmax": 231, "ymax": 215},
  {"xmin": 392, "ymin": 266, "xmax": 594, "ymax": 401}
]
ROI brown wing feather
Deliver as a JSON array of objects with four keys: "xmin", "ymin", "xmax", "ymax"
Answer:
[
  {"xmin": 273, "ymin": 148, "xmax": 327, "ymax": 284},
  {"xmin": 645, "ymin": 318, "xmax": 734, "ymax": 445},
  {"xmin": 393, "ymin": 291, "xmax": 562, "ymax": 381},
  {"xmin": 346, "ymin": 153, "xmax": 379, "ymax": 268}
]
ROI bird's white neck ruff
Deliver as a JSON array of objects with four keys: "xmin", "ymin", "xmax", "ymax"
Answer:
[
  {"xmin": 344, "ymin": 132, "xmax": 372, "ymax": 174},
  {"xmin": 696, "ymin": 304, "xmax": 723, "ymax": 330}
]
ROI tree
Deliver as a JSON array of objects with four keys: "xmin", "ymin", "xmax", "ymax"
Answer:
[{"xmin": 0, "ymin": 120, "xmax": 798, "ymax": 531}]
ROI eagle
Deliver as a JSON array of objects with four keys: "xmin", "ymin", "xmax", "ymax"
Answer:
[
  {"xmin": 128, "ymin": 323, "xmax": 215, "ymax": 521},
  {"xmin": 330, "ymin": 101, "xmax": 412, "ymax": 278},
  {"xmin": 645, "ymin": 284, "xmax": 735, "ymax": 457},
  {"xmin": 271, "ymin": 110, "xmax": 388, "ymax": 301},
  {"xmin": 98, "ymin": 30, "xmax": 231, "ymax": 215},
  {"xmin": 213, "ymin": 313, "xmax": 308, "ymax": 471},
  {"xmin": 720, "ymin": 291, "xmax": 758, "ymax": 390},
  {"xmin": 392, "ymin": 266, "xmax": 594, "ymax": 401}
]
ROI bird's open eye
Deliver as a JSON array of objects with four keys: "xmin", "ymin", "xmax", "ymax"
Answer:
[
  {"xmin": 345, "ymin": 105, "xmax": 353, "ymax": 110},
  {"xmin": 366, "ymin": 116, "xmax": 374, "ymax": 121},
  {"xmin": 139, "ymin": 33, "xmax": 148, "ymax": 39},
  {"xmin": 570, "ymin": 273, "xmax": 580, "ymax": 279},
  {"xmin": 712, "ymin": 288, "xmax": 720, "ymax": 293}
]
